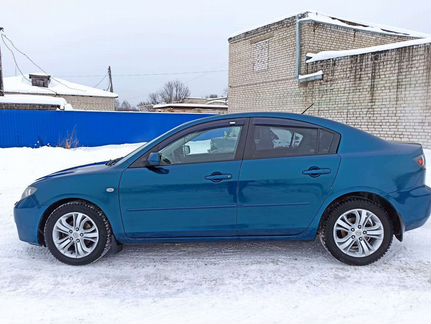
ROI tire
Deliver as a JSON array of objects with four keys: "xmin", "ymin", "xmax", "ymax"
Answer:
[
  {"xmin": 320, "ymin": 197, "xmax": 393, "ymax": 266},
  {"xmin": 44, "ymin": 201, "xmax": 112, "ymax": 265}
]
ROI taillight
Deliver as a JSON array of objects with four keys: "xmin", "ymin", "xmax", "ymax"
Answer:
[{"xmin": 417, "ymin": 154, "xmax": 426, "ymax": 168}]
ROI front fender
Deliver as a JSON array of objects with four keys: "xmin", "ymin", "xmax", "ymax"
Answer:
[
  {"xmin": 27, "ymin": 168, "xmax": 127, "ymax": 244},
  {"xmin": 38, "ymin": 193, "xmax": 125, "ymax": 242}
]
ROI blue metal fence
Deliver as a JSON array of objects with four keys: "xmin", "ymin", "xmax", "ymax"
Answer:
[{"xmin": 0, "ymin": 110, "xmax": 213, "ymax": 148}]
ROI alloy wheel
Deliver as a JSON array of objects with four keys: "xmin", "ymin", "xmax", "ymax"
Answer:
[
  {"xmin": 52, "ymin": 212, "xmax": 99, "ymax": 258},
  {"xmin": 333, "ymin": 208, "xmax": 384, "ymax": 258}
]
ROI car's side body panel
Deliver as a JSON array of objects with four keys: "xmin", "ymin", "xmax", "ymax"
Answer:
[
  {"xmin": 119, "ymin": 161, "xmax": 241, "ymax": 238},
  {"xmin": 237, "ymin": 154, "xmax": 341, "ymax": 236},
  {"xmin": 13, "ymin": 112, "xmax": 431, "ymax": 247},
  {"xmin": 118, "ymin": 118, "xmax": 250, "ymax": 238}
]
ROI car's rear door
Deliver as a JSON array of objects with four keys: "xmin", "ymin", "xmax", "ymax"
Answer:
[
  {"xmin": 119, "ymin": 118, "xmax": 249, "ymax": 238},
  {"xmin": 237, "ymin": 118, "xmax": 341, "ymax": 236}
]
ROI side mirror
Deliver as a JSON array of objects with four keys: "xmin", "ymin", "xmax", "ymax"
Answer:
[
  {"xmin": 183, "ymin": 145, "xmax": 191, "ymax": 155},
  {"xmin": 146, "ymin": 152, "xmax": 161, "ymax": 167}
]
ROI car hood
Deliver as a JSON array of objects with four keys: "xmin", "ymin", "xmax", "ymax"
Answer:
[{"xmin": 36, "ymin": 161, "xmax": 109, "ymax": 181}]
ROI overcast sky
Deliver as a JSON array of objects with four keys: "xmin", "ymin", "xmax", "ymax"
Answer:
[{"xmin": 1, "ymin": 0, "xmax": 430, "ymax": 104}]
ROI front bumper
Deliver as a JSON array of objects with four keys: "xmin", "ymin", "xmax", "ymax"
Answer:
[
  {"xmin": 387, "ymin": 185, "xmax": 431, "ymax": 232},
  {"xmin": 14, "ymin": 196, "xmax": 44, "ymax": 246}
]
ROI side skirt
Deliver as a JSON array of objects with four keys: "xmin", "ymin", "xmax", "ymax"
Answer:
[{"xmin": 118, "ymin": 233, "xmax": 316, "ymax": 245}]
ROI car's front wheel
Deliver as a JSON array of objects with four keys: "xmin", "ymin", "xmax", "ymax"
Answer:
[
  {"xmin": 44, "ymin": 201, "xmax": 112, "ymax": 265},
  {"xmin": 320, "ymin": 198, "xmax": 393, "ymax": 266}
]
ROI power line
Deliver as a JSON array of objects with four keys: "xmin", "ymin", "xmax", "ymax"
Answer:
[
  {"xmin": 92, "ymin": 73, "xmax": 108, "ymax": 88},
  {"xmin": 0, "ymin": 32, "xmax": 83, "ymax": 92},
  {"xmin": 57, "ymin": 69, "xmax": 228, "ymax": 78},
  {"xmin": 185, "ymin": 72, "xmax": 208, "ymax": 84},
  {"xmin": 0, "ymin": 33, "xmax": 56, "ymax": 95},
  {"xmin": 0, "ymin": 34, "xmax": 29, "ymax": 81},
  {"xmin": 0, "ymin": 31, "xmax": 227, "ymax": 97},
  {"xmin": 1, "ymin": 34, "xmax": 47, "ymax": 76}
]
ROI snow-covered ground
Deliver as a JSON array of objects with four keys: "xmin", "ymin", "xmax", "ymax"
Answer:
[{"xmin": 0, "ymin": 145, "xmax": 430, "ymax": 324}]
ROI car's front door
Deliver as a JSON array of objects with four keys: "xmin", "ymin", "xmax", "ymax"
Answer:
[
  {"xmin": 237, "ymin": 118, "xmax": 341, "ymax": 236},
  {"xmin": 119, "ymin": 119, "xmax": 248, "ymax": 238}
]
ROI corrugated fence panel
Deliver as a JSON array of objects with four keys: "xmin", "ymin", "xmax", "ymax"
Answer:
[{"xmin": 0, "ymin": 110, "xmax": 213, "ymax": 148}]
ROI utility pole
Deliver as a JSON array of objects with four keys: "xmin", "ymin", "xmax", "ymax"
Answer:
[
  {"xmin": 0, "ymin": 27, "xmax": 4, "ymax": 96},
  {"xmin": 108, "ymin": 66, "xmax": 114, "ymax": 93}
]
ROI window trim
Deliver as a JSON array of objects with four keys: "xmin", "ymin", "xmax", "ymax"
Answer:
[
  {"xmin": 243, "ymin": 118, "xmax": 340, "ymax": 161},
  {"xmin": 130, "ymin": 119, "xmax": 250, "ymax": 168}
]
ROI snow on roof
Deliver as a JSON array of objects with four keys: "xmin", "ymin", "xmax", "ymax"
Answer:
[
  {"xmin": 306, "ymin": 37, "xmax": 431, "ymax": 63},
  {"xmin": 0, "ymin": 94, "xmax": 68, "ymax": 107},
  {"xmin": 3, "ymin": 75, "xmax": 118, "ymax": 98},
  {"xmin": 229, "ymin": 11, "xmax": 429, "ymax": 41},
  {"xmin": 301, "ymin": 12, "xmax": 430, "ymax": 38},
  {"xmin": 153, "ymin": 103, "xmax": 228, "ymax": 110},
  {"xmin": 206, "ymin": 99, "xmax": 228, "ymax": 105}
]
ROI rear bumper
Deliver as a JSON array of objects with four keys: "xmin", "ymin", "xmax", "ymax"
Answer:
[{"xmin": 387, "ymin": 185, "xmax": 431, "ymax": 232}]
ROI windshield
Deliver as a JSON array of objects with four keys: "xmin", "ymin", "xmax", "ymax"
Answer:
[{"xmin": 111, "ymin": 142, "xmax": 150, "ymax": 166}]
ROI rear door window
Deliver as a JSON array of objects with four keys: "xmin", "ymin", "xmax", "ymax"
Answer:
[
  {"xmin": 250, "ymin": 125, "xmax": 318, "ymax": 159},
  {"xmin": 244, "ymin": 119, "xmax": 340, "ymax": 160}
]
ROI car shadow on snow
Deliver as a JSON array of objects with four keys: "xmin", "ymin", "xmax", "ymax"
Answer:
[
  {"xmin": 19, "ymin": 237, "xmax": 407, "ymax": 269},
  {"xmin": 20, "ymin": 239, "xmax": 330, "ymax": 263}
]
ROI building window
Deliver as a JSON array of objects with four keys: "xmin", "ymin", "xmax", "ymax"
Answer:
[{"xmin": 253, "ymin": 39, "xmax": 269, "ymax": 72}]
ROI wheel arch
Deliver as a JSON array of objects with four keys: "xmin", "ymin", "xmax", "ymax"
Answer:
[
  {"xmin": 318, "ymin": 191, "xmax": 404, "ymax": 241},
  {"xmin": 38, "ymin": 198, "xmax": 113, "ymax": 246}
]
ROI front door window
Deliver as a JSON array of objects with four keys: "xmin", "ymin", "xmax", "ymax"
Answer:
[{"xmin": 159, "ymin": 126, "xmax": 243, "ymax": 165}]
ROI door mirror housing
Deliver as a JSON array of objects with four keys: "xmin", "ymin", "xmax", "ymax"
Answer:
[
  {"xmin": 146, "ymin": 152, "xmax": 161, "ymax": 167},
  {"xmin": 183, "ymin": 145, "xmax": 191, "ymax": 155}
]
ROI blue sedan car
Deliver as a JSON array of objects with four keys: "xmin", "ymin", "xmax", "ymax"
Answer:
[{"xmin": 14, "ymin": 113, "xmax": 431, "ymax": 266}]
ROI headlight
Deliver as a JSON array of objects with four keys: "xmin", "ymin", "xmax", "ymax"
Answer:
[{"xmin": 21, "ymin": 186, "xmax": 37, "ymax": 199}]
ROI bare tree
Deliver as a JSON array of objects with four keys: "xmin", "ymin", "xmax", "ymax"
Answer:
[
  {"xmin": 159, "ymin": 80, "xmax": 191, "ymax": 103},
  {"xmin": 117, "ymin": 100, "xmax": 138, "ymax": 111},
  {"xmin": 137, "ymin": 101, "xmax": 155, "ymax": 112},
  {"xmin": 139, "ymin": 80, "xmax": 192, "ymax": 108},
  {"xmin": 148, "ymin": 92, "xmax": 161, "ymax": 104}
]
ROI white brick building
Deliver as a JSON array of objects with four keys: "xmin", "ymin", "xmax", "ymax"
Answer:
[
  {"xmin": 3, "ymin": 73, "xmax": 118, "ymax": 111},
  {"xmin": 228, "ymin": 12, "xmax": 431, "ymax": 148}
]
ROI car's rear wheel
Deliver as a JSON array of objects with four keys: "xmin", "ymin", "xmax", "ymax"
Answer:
[
  {"xmin": 320, "ymin": 198, "xmax": 393, "ymax": 265},
  {"xmin": 44, "ymin": 201, "xmax": 112, "ymax": 265}
]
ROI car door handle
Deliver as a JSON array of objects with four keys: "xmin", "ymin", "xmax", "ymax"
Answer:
[
  {"xmin": 302, "ymin": 167, "xmax": 331, "ymax": 177},
  {"xmin": 205, "ymin": 173, "xmax": 232, "ymax": 183}
]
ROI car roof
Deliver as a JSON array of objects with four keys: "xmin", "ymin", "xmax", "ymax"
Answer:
[
  {"xmin": 196, "ymin": 112, "xmax": 343, "ymax": 127},
  {"xmin": 185, "ymin": 112, "xmax": 358, "ymax": 135}
]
